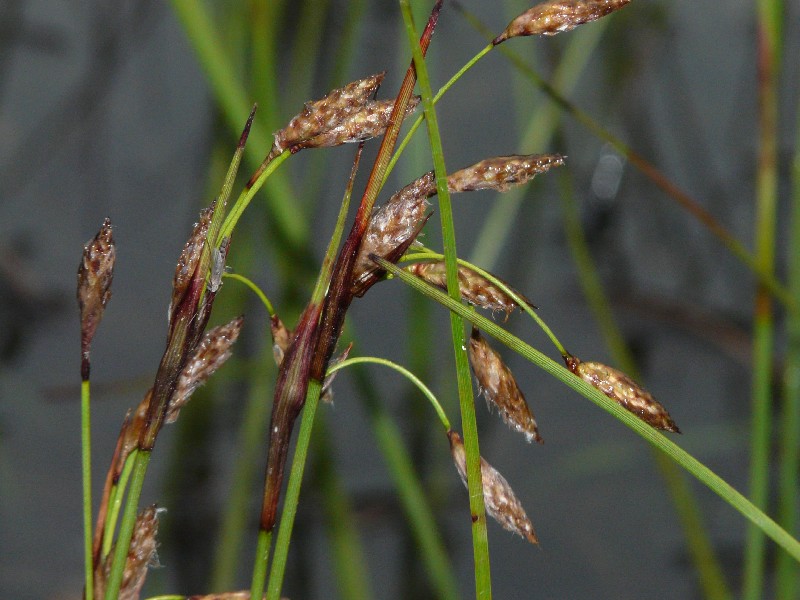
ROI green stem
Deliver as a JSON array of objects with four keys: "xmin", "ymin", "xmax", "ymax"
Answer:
[
  {"xmin": 249, "ymin": 528, "xmax": 273, "ymax": 600},
  {"xmin": 743, "ymin": 1, "xmax": 782, "ymax": 595},
  {"xmin": 223, "ymin": 272, "xmax": 276, "ymax": 316},
  {"xmin": 265, "ymin": 378, "xmax": 323, "ymax": 600},
  {"xmin": 81, "ymin": 379, "xmax": 93, "ymax": 600},
  {"xmin": 104, "ymin": 449, "xmax": 152, "ymax": 600},
  {"xmin": 330, "ymin": 356, "xmax": 451, "ymax": 431},
  {"xmin": 101, "ymin": 450, "xmax": 137, "ymax": 559},
  {"xmin": 399, "ymin": 3, "xmax": 492, "ymax": 598},
  {"xmin": 376, "ymin": 256, "xmax": 800, "ymax": 563}
]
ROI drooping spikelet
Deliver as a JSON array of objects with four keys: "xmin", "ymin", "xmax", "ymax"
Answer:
[
  {"xmin": 351, "ymin": 171, "xmax": 437, "ymax": 296},
  {"xmin": 293, "ymin": 97, "xmax": 421, "ymax": 150},
  {"xmin": 77, "ymin": 218, "xmax": 116, "ymax": 376},
  {"xmin": 494, "ymin": 0, "xmax": 631, "ymax": 44},
  {"xmin": 407, "ymin": 261, "xmax": 535, "ymax": 316},
  {"xmin": 447, "ymin": 154, "xmax": 565, "ymax": 192},
  {"xmin": 167, "ymin": 316, "xmax": 244, "ymax": 423},
  {"xmin": 448, "ymin": 431, "xmax": 538, "ymax": 544},
  {"xmin": 468, "ymin": 328, "xmax": 542, "ymax": 443},
  {"xmin": 565, "ymin": 354, "xmax": 680, "ymax": 433},
  {"xmin": 274, "ymin": 72, "xmax": 385, "ymax": 151}
]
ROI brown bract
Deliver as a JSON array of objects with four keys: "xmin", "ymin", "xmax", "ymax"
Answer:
[
  {"xmin": 351, "ymin": 171, "xmax": 437, "ymax": 296},
  {"xmin": 494, "ymin": 0, "xmax": 631, "ymax": 44},
  {"xmin": 447, "ymin": 154, "xmax": 565, "ymax": 193},
  {"xmin": 274, "ymin": 72, "xmax": 385, "ymax": 151},
  {"xmin": 170, "ymin": 205, "xmax": 214, "ymax": 324},
  {"xmin": 408, "ymin": 261, "xmax": 534, "ymax": 316},
  {"xmin": 77, "ymin": 218, "xmax": 115, "ymax": 375},
  {"xmin": 448, "ymin": 431, "xmax": 538, "ymax": 544},
  {"xmin": 565, "ymin": 354, "xmax": 680, "ymax": 433},
  {"xmin": 468, "ymin": 328, "xmax": 542, "ymax": 443}
]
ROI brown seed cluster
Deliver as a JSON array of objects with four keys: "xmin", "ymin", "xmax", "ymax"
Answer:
[
  {"xmin": 274, "ymin": 72, "xmax": 385, "ymax": 151},
  {"xmin": 407, "ymin": 261, "xmax": 534, "ymax": 316},
  {"xmin": 167, "ymin": 316, "xmax": 244, "ymax": 423},
  {"xmin": 97, "ymin": 505, "xmax": 160, "ymax": 600},
  {"xmin": 565, "ymin": 355, "xmax": 680, "ymax": 433},
  {"xmin": 468, "ymin": 328, "xmax": 542, "ymax": 443},
  {"xmin": 447, "ymin": 154, "xmax": 565, "ymax": 193},
  {"xmin": 170, "ymin": 205, "xmax": 214, "ymax": 322},
  {"xmin": 77, "ymin": 218, "xmax": 116, "ymax": 374},
  {"xmin": 448, "ymin": 431, "xmax": 538, "ymax": 544},
  {"xmin": 494, "ymin": 0, "xmax": 631, "ymax": 44},
  {"xmin": 351, "ymin": 171, "xmax": 437, "ymax": 296}
]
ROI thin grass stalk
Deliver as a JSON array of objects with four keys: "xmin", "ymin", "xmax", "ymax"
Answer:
[
  {"xmin": 287, "ymin": 0, "xmax": 330, "ymax": 111},
  {"xmin": 376, "ymin": 257, "xmax": 800, "ymax": 562},
  {"xmin": 346, "ymin": 363, "xmax": 460, "ymax": 600},
  {"xmin": 558, "ymin": 172, "xmax": 731, "ymax": 599},
  {"xmin": 81, "ymin": 379, "xmax": 93, "ymax": 600},
  {"xmin": 312, "ymin": 414, "xmax": 372, "ymax": 600},
  {"xmin": 775, "ymin": 79, "xmax": 800, "ymax": 600},
  {"xmin": 455, "ymin": 5, "xmax": 795, "ymax": 311},
  {"xmin": 170, "ymin": 0, "xmax": 307, "ymax": 247},
  {"xmin": 399, "ymin": 3, "xmax": 491, "ymax": 597},
  {"xmin": 743, "ymin": 0, "xmax": 782, "ymax": 596}
]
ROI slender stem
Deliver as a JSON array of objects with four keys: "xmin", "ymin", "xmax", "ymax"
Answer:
[
  {"xmin": 265, "ymin": 378, "xmax": 323, "ymax": 600},
  {"xmin": 81, "ymin": 379, "xmax": 93, "ymax": 600},
  {"xmin": 743, "ymin": 1, "xmax": 782, "ymax": 595},
  {"xmin": 223, "ymin": 272, "xmax": 276, "ymax": 316},
  {"xmin": 101, "ymin": 450, "xmax": 137, "ymax": 559},
  {"xmin": 399, "ymin": 3, "xmax": 492, "ymax": 598},
  {"xmin": 249, "ymin": 528, "xmax": 273, "ymax": 600},
  {"xmin": 377, "ymin": 256, "xmax": 800, "ymax": 563},
  {"xmin": 104, "ymin": 450, "xmax": 152, "ymax": 600},
  {"xmin": 330, "ymin": 356, "xmax": 451, "ymax": 431}
]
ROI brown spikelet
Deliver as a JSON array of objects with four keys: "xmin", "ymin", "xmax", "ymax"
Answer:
[
  {"xmin": 407, "ymin": 261, "xmax": 535, "ymax": 316},
  {"xmin": 351, "ymin": 171, "xmax": 437, "ymax": 296},
  {"xmin": 274, "ymin": 72, "xmax": 385, "ymax": 151},
  {"xmin": 468, "ymin": 328, "xmax": 542, "ymax": 443},
  {"xmin": 77, "ymin": 218, "xmax": 116, "ymax": 379},
  {"xmin": 565, "ymin": 354, "xmax": 681, "ymax": 433},
  {"xmin": 166, "ymin": 316, "xmax": 244, "ymax": 423},
  {"xmin": 98, "ymin": 505, "xmax": 160, "ymax": 600},
  {"xmin": 494, "ymin": 0, "xmax": 631, "ymax": 44},
  {"xmin": 447, "ymin": 154, "xmax": 565, "ymax": 193},
  {"xmin": 293, "ymin": 96, "xmax": 421, "ymax": 150},
  {"xmin": 271, "ymin": 314, "xmax": 292, "ymax": 366},
  {"xmin": 170, "ymin": 204, "xmax": 214, "ymax": 322},
  {"xmin": 448, "ymin": 431, "xmax": 538, "ymax": 544}
]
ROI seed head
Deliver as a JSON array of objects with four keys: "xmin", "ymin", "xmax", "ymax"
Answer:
[
  {"xmin": 447, "ymin": 154, "xmax": 565, "ymax": 192},
  {"xmin": 565, "ymin": 354, "xmax": 680, "ymax": 433},
  {"xmin": 468, "ymin": 328, "xmax": 542, "ymax": 443},
  {"xmin": 77, "ymin": 218, "xmax": 115, "ymax": 375},
  {"xmin": 494, "ymin": 0, "xmax": 631, "ymax": 44},
  {"xmin": 167, "ymin": 316, "xmax": 244, "ymax": 423},
  {"xmin": 448, "ymin": 431, "xmax": 538, "ymax": 544},
  {"xmin": 407, "ymin": 261, "xmax": 534, "ymax": 316},
  {"xmin": 351, "ymin": 171, "xmax": 437, "ymax": 296},
  {"xmin": 293, "ymin": 96, "xmax": 421, "ymax": 150},
  {"xmin": 170, "ymin": 205, "xmax": 214, "ymax": 322},
  {"xmin": 274, "ymin": 72, "xmax": 386, "ymax": 151}
]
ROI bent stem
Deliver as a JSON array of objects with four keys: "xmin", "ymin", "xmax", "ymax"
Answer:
[{"xmin": 376, "ymin": 256, "xmax": 800, "ymax": 564}]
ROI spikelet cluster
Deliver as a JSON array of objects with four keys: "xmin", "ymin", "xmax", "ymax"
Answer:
[
  {"xmin": 565, "ymin": 354, "xmax": 680, "ymax": 433},
  {"xmin": 494, "ymin": 0, "xmax": 631, "ymax": 44},
  {"xmin": 447, "ymin": 154, "xmax": 565, "ymax": 192},
  {"xmin": 407, "ymin": 261, "xmax": 534, "ymax": 316},
  {"xmin": 77, "ymin": 219, "xmax": 116, "ymax": 360},
  {"xmin": 167, "ymin": 316, "xmax": 244, "ymax": 423},
  {"xmin": 274, "ymin": 72, "xmax": 385, "ymax": 151},
  {"xmin": 351, "ymin": 171, "xmax": 437, "ymax": 296},
  {"xmin": 469, "ymin": 328, "xmax": 542, "ymax": 443},
  {"xmin": 448, "ymin": 431, "xmax": 538, "ymax": 544}
]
